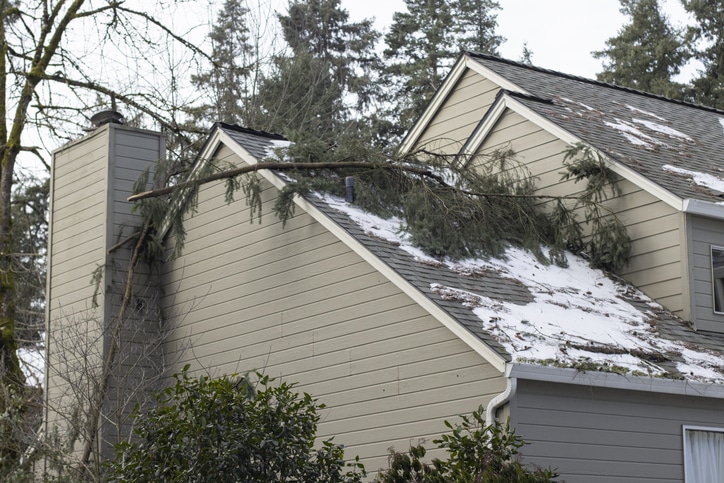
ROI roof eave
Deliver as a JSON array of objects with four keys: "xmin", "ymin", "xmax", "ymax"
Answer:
[
  {"xmin": 509, "ymin": 363, "xmax": 724, "ymax": 399},
  {"xmin": 683, "ymin": 199, "xmax": 724, "ymax": 220}
]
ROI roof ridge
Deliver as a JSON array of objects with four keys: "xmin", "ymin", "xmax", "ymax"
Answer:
[
  {"xmin": 213, "ymin": 122, "xmax": 288, "ymax": 141},
  {"xmin": 465, "ymin": 51, "xmax": 724, "ymax": 116}
]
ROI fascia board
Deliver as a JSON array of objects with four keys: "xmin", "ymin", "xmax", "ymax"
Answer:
[
  {"xmin": 473, "ymin": 94, "xmax": 683, "ymax": 211},
  {"xmin": 509, "ymin": 363, "xmax": 724, "ymax": 399},
  {"xmin": 457, "ymin": 94, "xmax": 507, "ymax": 162},
  {"xmin": 399, "ymin": 57, "xmax": 470, "ymax": 156},
  {"xmin": 216, "ymin": 130, "xmax": 508, "ymax": 373},
  {"xmin": 464, "ymin": 56, "xmax": 531, "ymax": 95},
  {"xmin": 683, "ymin": 199, "xmax": 724, "ymax": 220}
]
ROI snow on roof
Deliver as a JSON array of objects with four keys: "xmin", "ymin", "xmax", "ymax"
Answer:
[
  {"xmin": 719, "ymin": 117, "xmax": 724, "ymax": 134},
  {"xmin": 663, "ymin": 165, "xmax": 724, "ymax": 194},
  {"xmin": 317, "ymin": 192, "xmax": 724, "ymax": 384},
  {"xmin": 625, "ymin": 104, "xmax": 667, "ymax": 122},
  {"xmin": 265, "ymin": 139, "xmax": 293, "ymax": 159}
]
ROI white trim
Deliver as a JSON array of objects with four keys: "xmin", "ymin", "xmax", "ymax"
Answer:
[
  {"xmin": 201, "ymin": 130, "xmax": 509, "ymax": 372},
  {"xmin": 399, "ymin": 57, "xmax": 469, "ymax": 155},
  {"xmin": 400, "ymin": 54, "xmax": 531, "ymax": 156},
  {"xmin": 684, "ymin": 199, "xmax": 724, "ymax": 220},
  {"xmin": 509, "ymin": 363, "xmax": 724, "ymax": 399},
  {"xmin": 462, "ymin": 93, "xmax": 683, "ymax": 210}
]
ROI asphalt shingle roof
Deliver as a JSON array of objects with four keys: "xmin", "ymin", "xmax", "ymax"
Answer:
[
  {"xmin": 219, "ymin": 124, "xmax": 724, "ymax": 381},
  {"xmin": 468, "ymin": 52, "xmax": 724, "ymax": 203}
]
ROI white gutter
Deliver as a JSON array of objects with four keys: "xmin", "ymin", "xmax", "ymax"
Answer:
[{"xmin": 486, "ymin": 364, "xmax": 516, "ymax": 426}]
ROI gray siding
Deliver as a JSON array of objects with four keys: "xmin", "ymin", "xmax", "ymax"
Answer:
[
  {"xmin": 512, "ymin": 379, "xmax": 724, "ymax": 482},
  {"xmin": 475, "ymin": 109, "xmax": 687, "ymax": 316},
  {"xmin": 160, "ymin": 145, "xmax": 506, "ymax": 475},
  {"xmin": 689, "ymin": 214, "xmax": 724, "ymax": 332}
]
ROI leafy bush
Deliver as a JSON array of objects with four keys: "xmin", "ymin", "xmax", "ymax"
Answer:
[
  {"xmin": 375, "ymin": 406, "xmax": 557, "ymax": 482},
  {"xmin": 107, "ymin": 367, "xmax": 364, "ymax": 482}
]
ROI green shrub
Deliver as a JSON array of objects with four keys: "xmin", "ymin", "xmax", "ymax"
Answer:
[
  {"xmin": 107, "ymin": 367, "xmax": 364, "ymax": 482},
  {"xmin": 375, "ymin": 406, "xmax": 557, "ymax": 482}
]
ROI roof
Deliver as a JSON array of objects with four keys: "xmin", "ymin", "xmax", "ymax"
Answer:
[
  {"xmin": 465, "ymin": 53, "xmax": 724, "ymax": 204},
  {"xmin": 217, "ymin": 124, "xmax": 724, "ymax": 387}
]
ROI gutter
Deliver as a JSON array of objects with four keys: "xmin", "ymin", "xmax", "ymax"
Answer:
[
  {"xmin": 683, "ymin": 198, "xmax": 724, "ymax": 220},
  {"xmin": 508, "ymin": 363, "xmax": 724, "ymax": 399},
  {"xmin": 486, "ymin": 364, "xmax": 516, "ymax": 426}
]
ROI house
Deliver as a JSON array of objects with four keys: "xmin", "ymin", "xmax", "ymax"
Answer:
[{"xmin": 44, "ymin": 53, "xmax": 724, "ymax": 481}]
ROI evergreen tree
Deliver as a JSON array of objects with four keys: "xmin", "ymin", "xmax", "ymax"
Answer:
[
  {"xmin": 381, "ymin": 0, "xmax": 502, "ymax": 135},
  {"xmin": 454, "ymin": 0, "xmax": 504, "ymax": 54},
  {"xmin": 10, "ymin": 176, "xmax": 47, "ymax": 347},
  {"xmin": 682, "ymin": 0, "xmax": 724, "ymax": 110},
  {"xmin": 256, "ymin": 0, "xmax": 378, "ymax": 142},
  {"xmin": 191, "ymin": 0, "xmax": 254, "ymax": 126},
  {"xmin": 593, "ymin": 0, "xmax": 688, "ymax": 98}
]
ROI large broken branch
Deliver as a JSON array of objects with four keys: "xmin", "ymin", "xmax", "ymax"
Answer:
[{"xmin": 127, "ymin": 160, "xmax": 583, "ymax": 203}]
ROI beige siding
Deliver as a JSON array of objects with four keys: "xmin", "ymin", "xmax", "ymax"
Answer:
[
  {"xmin": 475, "ymin": 110, "xmax": 686, "ymax": 315},
  {"xmin": 414, "ymin": 70, "xmax": 500, "ymax": 155},
  {"xmin": 160, "ymin": 145, "xmax": 506, "ymax": 474},
  {"xmin": 513, "ymin": 379, "xmax": 724, "ymax": 482}
]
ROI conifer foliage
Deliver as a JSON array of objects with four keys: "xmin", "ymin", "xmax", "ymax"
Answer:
[
  {"xmin": 683, "ymin": 0, "xmax": 724, "ymax": 110},
  {"xmin": 593, "ymin": 0, "xmax": 688, "ymax": 98},
  {"xmin": 256, "ymin": 0, "xmax": 378, "ymax": 142},
  {"xmin": 381, "ymin": 0, "xmax": 503, "ymax": 133}
]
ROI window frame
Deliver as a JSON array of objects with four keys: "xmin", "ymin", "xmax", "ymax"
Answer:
[
  {"xmin": 710, "ymin": 245, "xmax": 724, "ymax": 315},
  {"xmin": 683, "ymin": 424, "xmax": 724, "ymax": 483}
]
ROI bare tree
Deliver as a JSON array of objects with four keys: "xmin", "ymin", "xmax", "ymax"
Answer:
[{"xmin": 0, "ymin": 0, "xmax": 210, "ymax": 474}]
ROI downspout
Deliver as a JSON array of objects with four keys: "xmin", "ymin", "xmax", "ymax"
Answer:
[{"xmin": 486, "ymin": 363, "xmax": 516, "ymax": 426}]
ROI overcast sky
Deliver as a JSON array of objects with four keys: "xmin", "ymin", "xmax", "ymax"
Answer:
[{"xmin": 343, "ymin": 0, "xmax": 695, "ymax": 80}]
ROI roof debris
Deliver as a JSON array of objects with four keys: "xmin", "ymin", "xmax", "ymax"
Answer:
[{"xmin": 318, "ymin": 192, "xmax": 724, "ymax": 384}]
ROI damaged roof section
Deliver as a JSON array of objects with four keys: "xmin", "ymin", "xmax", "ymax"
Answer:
[{"xmin": 310, "ymin": 192, "xmax": 724, "ymax": 384}]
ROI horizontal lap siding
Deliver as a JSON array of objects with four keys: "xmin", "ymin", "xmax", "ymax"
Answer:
[
  {"xmin": 690, "ymin": 215, "xmax": 724, "ymax": 332},
  {"xmin": 160, "ymin": 145, "xmax": 505, "ymax": 476},
  {"xmin": 414, "ymin": 71, "xmax": 500, "ymax": 155},
  {"xmin": 46, "ymin": 130, "xmax": 109, "ymax": 458},
  {"xmin": 513, "ymin": 379, "xmax": 724, "ymax": 482},
  {"xmin": 477, "ymin": 110, "xmax": 685, "ymax": 315}
]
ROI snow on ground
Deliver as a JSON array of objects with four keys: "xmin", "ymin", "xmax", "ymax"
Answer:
[
  {"xmin": 663, "ymin": 165, "xmax": 724, "ymax": 194},
  {"xmin": 318, "ymin": 192, "xmax": 724, "ymax": 384}
]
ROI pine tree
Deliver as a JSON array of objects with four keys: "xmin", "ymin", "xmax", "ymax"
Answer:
[
  {"xmin": 381, "ymin": 0, "xmax": 502, "ymax": 135},
  {"xmin": 256, "ymin": 0, "xmax": 378, "ymax": 142},
  {"xmin": 191, "ymin": 0, "xmax": 254, "ymax": 126},
  {"xmin": 682, "ymin": 0, "xmax": 724, "ymax": 110},
  {"xmin": 593, "ymin": 0, "xmax": 688, "ymax": 98},
  {"xmin": 454, "ymin": 0, "xmax": 504, "ymax": 54}
]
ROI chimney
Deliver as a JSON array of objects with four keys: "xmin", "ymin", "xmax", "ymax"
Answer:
[{"xmin": 90, "ymin": 109, "xmax": 124, "ymax": 128}]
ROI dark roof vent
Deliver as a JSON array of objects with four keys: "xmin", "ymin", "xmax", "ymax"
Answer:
[{"xmin": 90, "ymin": 110, "xmax": 124, "ymax": 128}]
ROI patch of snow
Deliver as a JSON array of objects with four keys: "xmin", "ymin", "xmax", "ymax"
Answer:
[
  {"xmin": 604, "ymin": 119, "xmax": 659, "ymax": 148},
  {"xmin": 317, "ymin": 192, "xmax": 724, "ymax": 384},
  {"xmin": 625, "ymin": 104, "xmax": 667, "ymax": 122},
  {"xmin": 632, "ymin": 119, "xmax": 693, "ymax": 142},
  {"xmin": 663, "ymin": 165, "xmax": 724, "ymax": 193},
  {"xmin": 265, "ymin": 139, "xmax": 293, "ymax": 160},
  {"xmin": 719, "ymin": 118, "xmax": 724, "ymax": 134},
  {"xmin": 18, "ymin": 346, "xmax": 44, "ymax": 387}
]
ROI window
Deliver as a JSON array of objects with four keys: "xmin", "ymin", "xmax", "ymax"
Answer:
[
  {"xmin": 684, "ymin": 426, "xmax": 724, "ymax": 482},
  {"xmin": 711, "ymin": 246, "xmax": 724, "ymax": 314}
]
